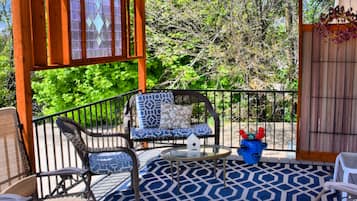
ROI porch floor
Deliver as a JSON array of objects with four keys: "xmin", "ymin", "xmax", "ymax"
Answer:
[{"xmin": 90, "ymin": 149, "xmax": 332, "ymax": 201}]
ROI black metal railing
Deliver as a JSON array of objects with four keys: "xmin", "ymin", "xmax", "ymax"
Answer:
[
  {"xmin": 151, "ymin": 89, "xmax": 298, "ymax": 151},
  {"xmin": 33, "ymin": 89, "xmax": 297, "ymax": 197},
  {"xmin": 33, "ymin": 90, "xmax": 138, "ymax": 198}
]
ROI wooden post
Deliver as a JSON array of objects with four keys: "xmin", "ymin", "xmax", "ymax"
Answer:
[
  {"xmin": 136, "ymin": 0, "xmax": 146, "ymax": 92},
  {"xmin": 12, "ymin": 0, "xmax": 35, "ymax": 170},
  {"xmin": 47, "ymin": 0, "xmax": 71, "ymax": 65},
  {"xmin": 136, "ymin": 0, "xmax": 147, "ymax": 148},
  {"xmin": 32, "ymin": 0, "xmax": 47, "ymax": 66},
  {"xmin": 138, "ymin": 59, "xmax": 146, "ymax": 92}
]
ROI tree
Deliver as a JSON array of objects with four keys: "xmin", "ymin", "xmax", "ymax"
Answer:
[
  {"xmin": 0, "ymin": 0, "xmax": 15, "ymax": 107},
  {"xmin": 303, "ymin": 0, "xmax": 334, "ymax": 24},
  {"xmin": 32, "ymin": 0, "xmax": 301, "ymax": 114},
  {"xmin": 146, "ymin": 0, "xmax": 299, "ymax": 90},
  {"xmin": 32, "ymin": 62, "xmax": 140, "ymax": 115}
]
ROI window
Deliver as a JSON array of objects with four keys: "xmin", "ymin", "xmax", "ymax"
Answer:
[
  {"xmin": 70, "ymin": 0, "xmax": 122, "ymax": 60},
  {"xmin": 38, "ymin": 0, "xmax": 144, "ymax": 68}
]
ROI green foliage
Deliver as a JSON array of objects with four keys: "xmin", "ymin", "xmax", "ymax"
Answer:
[
  {"xmin": 146, "ymin": 0, "xmax": 299, "ymax": 90},
  {"xmin": 0, "ymin": 0, "xmax": 15, "ymax": 107},
  {"xmin": 0, "ymin": 55, "xmax": 15, "ymax": 107},
  {"xmin": 32, "ymin": 62, "xmax": 140, "ymax": 115},
  {"xmin": 1, "ymin": 0, "xmax": 305, "ymax": 115},
  {"xmin": 303, "ymin": 0, "xmax": 334, "ymax": 23}
]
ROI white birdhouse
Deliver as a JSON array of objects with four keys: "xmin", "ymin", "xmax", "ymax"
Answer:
[{"xmin": 187, "ymin": 134, "xmax": 200, "ymax": 153}]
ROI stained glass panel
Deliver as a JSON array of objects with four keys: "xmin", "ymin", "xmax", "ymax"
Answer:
[
  {"xmin": 114, "ymin": 0, "xmax": 122, "ymax": 56},
  {"xmin": 85, "ymin": 0, "xmax": 112, "ymax": 58},
  {"xmin": 70, "ymin": 0, "xmax": 82, "ymax": 60},
  {"xmin": 69, "ymin": 0, "xmax": 124, "ymax": 61}
]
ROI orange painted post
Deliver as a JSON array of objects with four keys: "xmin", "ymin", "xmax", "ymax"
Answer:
[
  {"xmin": 12, "ymin": 0, "xmax": 35, "ymax": 170},
  {"xmin": 136, "ymin": 0, "xmax": 146, "ymax": 148},
  {"xmin": 47, "ymin": 0, "xmax": 71, "ymax": 65},
  {"xmin": 31, "ymin": 0, "xmax": 47, "ymax": 66},
  {"xmin": 136, "ymin": 0, "xmax": 146, "ymax": 92},
  {"xmin": 138, "ymin": 59, "xmax": 146, "ymax": 92},
  {"xmin": 135, "ymin": 0, "xmax": 145, "ymax": 57}
]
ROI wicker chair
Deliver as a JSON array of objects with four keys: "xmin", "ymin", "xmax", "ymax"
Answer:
[
  {"xmin": 0, "ymin": 107, "xmax": 88, "ymax": 201},
  {"xmin": 0, "ymin": 107, "xmax": 34, "ymax": 197},
  {"xmin": 56, "ymin": 117, "xmax": 140, "ymax": 201}
]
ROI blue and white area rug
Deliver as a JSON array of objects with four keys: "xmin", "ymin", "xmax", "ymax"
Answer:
[{"xmin": 104, "ymin": 159, "xmax": 339, "ymax": 201}]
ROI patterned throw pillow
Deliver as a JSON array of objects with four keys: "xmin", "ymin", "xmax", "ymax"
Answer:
[
  {"xmin": 160, "ymin": 103, "xmax": 193, "ymax": 129},
  {"xmin": 136, "ymin": 92, "xmax": 174, "ymax": 128}
]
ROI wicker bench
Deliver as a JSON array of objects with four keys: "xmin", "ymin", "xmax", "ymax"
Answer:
[{"xmin": 124, "ymin": 90, "xmax": 220, "ymax": 148}]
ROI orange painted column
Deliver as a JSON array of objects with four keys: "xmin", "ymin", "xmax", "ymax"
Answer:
[
  {"xmin": 136, "ymin": 0, "xmax": 147, "ymax": 148},
  {"xmin": 136, "ymin": 0, "xmax": 146, "ymax": 92},
  {"xmin": 138, "ymin": 59, "xmax": 147, "ymax": 92},
  {"xmin": 12, "ymin": 0, "xmax": 35, "ymax": 170}
]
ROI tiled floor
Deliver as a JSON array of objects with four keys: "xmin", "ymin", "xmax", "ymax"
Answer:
[
  {"xmin": 90, "ymin": 148, "xmax": 333, "ymax": 201},
  {"xmin": 91, "ymin": 149, "xmax": 164, "ymax": 200}
]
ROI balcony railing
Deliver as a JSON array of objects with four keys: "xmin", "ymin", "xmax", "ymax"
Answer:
[
  {"xmin": 33, "ymin": 89, "xmax": 297, "ymax": 198},
  {"xmin": 33, "ymin": 90, "xmax": 138, "ymax": 198}
]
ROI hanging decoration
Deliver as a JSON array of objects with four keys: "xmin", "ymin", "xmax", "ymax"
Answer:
[{"xmin": 316, "ymin": 6, "xmax": 357, "ymax": 43}]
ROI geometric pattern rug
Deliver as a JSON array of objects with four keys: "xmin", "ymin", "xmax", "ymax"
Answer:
[{"xmin": 103, "ymin": 158, "xmax": 340, "ymax": 201}]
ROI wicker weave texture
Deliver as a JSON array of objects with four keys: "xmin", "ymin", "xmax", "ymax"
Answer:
[{"xmin": 0, "ymin": 107, "xmax": 29, "ymax": 192}]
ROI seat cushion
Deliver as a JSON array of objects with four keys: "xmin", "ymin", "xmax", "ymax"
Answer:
[
  {"xmin": 131, "ymin": 127, "xmax": 173, "ymax": 140},
  {"xmin": 171, "ymin": 124, "xmax": 213, "ymax": 138},
  {"xmin": 136, "ymin": 92, "xmax": 174, "ymax": 128},
  {"xmin": 88, "ymin": 152, "xmax": 133, "ymax": 174},
  {"xmin": 131, "ymin": 124, "xmax": 212, "ymax": 139}
]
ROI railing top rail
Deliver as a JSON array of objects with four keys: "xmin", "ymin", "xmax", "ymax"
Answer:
[
  {"xmin": 33, "ymin": 89, "xmax": 139, "ymax": 122},
  {"xmin": 33, "ymin": 89, "xmax": 297, "ymax": 122},
  {"xmin": 150, "ymin": 89, "xmax": 298, "ymax": 93}
]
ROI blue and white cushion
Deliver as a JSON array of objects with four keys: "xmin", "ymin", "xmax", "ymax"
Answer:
[
  {"xmin": 171, "ymin": 123, "xmax": 212, "ymax": 137},
  {"xmin": 89, "ymin": 152, "xmax": 134, "ymax": 174},
  {"xmin": 159, "ymin": 103, "xmax": 192, "ymax": 129},
  {"xmin": 136, "ymin": 92, "xmax": 174, "ymax": 128},
  {"xmin": 130, "ymin": 127, "xmax": 172, "ymax": 140}
]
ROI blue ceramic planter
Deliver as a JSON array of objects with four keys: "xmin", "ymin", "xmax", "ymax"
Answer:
[{"xmin": 238, "ymin": 139, "xmax": 267, "ymax": 165}]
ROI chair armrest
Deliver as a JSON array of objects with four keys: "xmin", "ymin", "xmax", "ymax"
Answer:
[
  {"xmin": 37, "ymin": 167, "xmax": 88, "ymax": 177},
  {"xmin": 88, "ymin": 146, "xmax": 134, "ymax": 153},
  {"xmin": 324, "ymin": 181, "xmax": 357, "ymax": 195},
  {"xmin": 203, "ymin": 98, "xmax": 220, "ymax": 144},
  {"xmin": 56, "ymin": 116, "xmax": 131, "ymax": 147}
]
